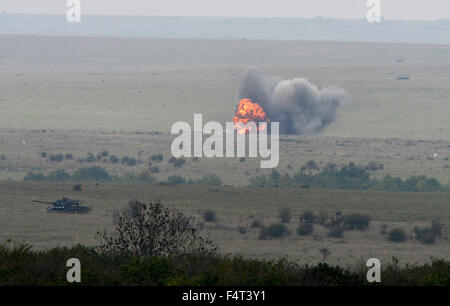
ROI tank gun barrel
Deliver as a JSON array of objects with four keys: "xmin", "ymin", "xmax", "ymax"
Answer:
[{"xmin": 32, "ymin": 200, "xmax": 55, "ymax": 205}]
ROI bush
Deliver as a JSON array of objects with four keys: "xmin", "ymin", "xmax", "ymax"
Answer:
[
  {"xmin": 167, "ymin": 175, "xmax": 186, "ymax": 185},
  {"xmin": 297, "ymin": 223, "xmax": 314, "ymax": 236},
  {"xmin": 278, "ymin": 207, "xmax": 292, "ymax": 223},
  {"xmin": 251, "ymin": 219, "xmax": 262, "ymax": 228},
  {"xmin": 46, "ymin": 169, "xmax": 70, "ymax": 181},
  {"xmin": 97, "ymin": 200, "xmax": 216, "ymax": 257},
  {"xmin": 197, "ymin": 174, "xmax": 222, "ymax": 186},
  {"xmin": 238, "ymin": 226, "xmax": 247, "ymax": 234},
  {"xmin": 388, "ymin": 228, "xmax": 408, "ymax": 243},
  {"xmin": 109, "ymin": 155, "xmax": 119, "ymax": 164},
  {"xmin": 121, "ymin": 156, "xmax": 137, "ymax": 167},
  {"xmin": 259, "ymin": 223, "xmax": 289, "ymax": 239},
  {"xmin": 72, "ymin": 166, "xmax": 111, "ymax": 182},
  {"xmin": 431, "ymin": 220, "xmax": 444, "ymax": 238},
  {"xmin": 413, "ymin": 221, "xmax": 443, "ymax": 245},
  {"xmin": 65, "ymin": 153, "xmax": 74, "ymax": 160},
  {"xmin": 414, "ymin": 227, "xmax": 436, "ymax": 244},
  {"xmin": 328, "ymin": 226, "xmax": 344, "ymax": 238},
  {"xmin": 134, "ymin": 171, "xmax": 157, "ymax": 184},
  {"xmin": 40, "ymin": 152, "xmax": 47, "ymax": 158},
  {"xmin": 173, "ymin": 158, "xmax": 186, "ymax": 168},
  {"xmin": 150, "ymin": 166, "xmax": 160, "ymax": 173},
  {"xmin": 100, "ymin": 150, "xmax": 109, "ymax": 157},
  {"xmin": 202, "ymin": 210, "xmax": 217, "ymax": 222},
  {"xmin": 0, "ymin": 243, "xmax": 449, "ymax": 285},
  {"xmin": 344, "ymin": 214, "xmax": 370, "ymax": 231},
  {"xmin": 300, "ymin": 211, "xmax": 317, "ymax": 223},
  {"xmin": 79, "ymin": 153, "xmax": 96, "ymax": 163},
  {"xmin": 151, "ymin": 154, "xmax": 164, "ymax": 162},
  {"xmin": 73, "ymin": 184, "xmax": 82, "ymax": 191},
  {"xmin": 49, "ymin": 153, "xmax": 64, "ymax": 162},
  {"xmin": 23, "ymin": 172, "xmax": 45, "ymax": 181}
]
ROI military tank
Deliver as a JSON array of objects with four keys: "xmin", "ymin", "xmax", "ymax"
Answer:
[{"xmin": 32, "ymin": 197, "xmax": 90, "ymax": 214}]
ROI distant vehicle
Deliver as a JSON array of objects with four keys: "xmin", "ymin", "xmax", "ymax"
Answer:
[
  {"xmin": 32, "ymin": 197, "xmax": 90, "ymax": 214},
  {"xmin": 396, "ymin": 75, "xmax": 410, "ymax": 80}
]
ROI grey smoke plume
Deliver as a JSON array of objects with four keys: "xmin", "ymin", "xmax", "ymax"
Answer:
[{"xmin": 236, "ymin": 67, "xmax": 349, "ymax": 134}]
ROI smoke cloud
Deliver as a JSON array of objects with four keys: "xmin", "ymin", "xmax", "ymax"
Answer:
[{"xmin": 236, "ymin": 67, "xmax": 349, "ymax": 134}]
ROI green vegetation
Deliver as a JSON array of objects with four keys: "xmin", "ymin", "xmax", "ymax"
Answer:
[
  {"xmin": 259, "ymin": 223, "xmax": 290, "ymax": 239},
  {"xmin": 344, "ymin": 214, "xmax": 371, "ymax": 231},
  {"xmin": 0, "ymin": 242, "xmax": 448, "ymax": 285},
  {"xmin": 202, "ymin": 209, "xmax": 217, "ymax": 223},
  {"xmin": 414, "ymin": 221, "xmax": 444, "ymax": 245},
  {"xmin": 278, "ymin": 207, "xmax": 292, "ymax": 223},
  {"xmin": 328, "ymin": 227, "xmax": 344, "ymax": 238},
  {"xmin": 24, "ymin": 166, "xmax": 112, "ymax": 182},
  {"xmin": 297, "ymin": 223, "xmax": 314, "ymax": 236},
  {"xmin": 388, "ymin": 228, "xmax": 408, "ymax": 243},
  {"xmin": 98, "ymin": 201, "xmax": 216, "ymax": 257},
  {"xmin": 249, "ymin": 163, "xmax": 449, "ymax": 192}
]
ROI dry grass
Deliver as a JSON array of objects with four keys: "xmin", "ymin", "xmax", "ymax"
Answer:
[{"xmin": 0, "ymin": 181, "xmax": 448, "ymax": 266}]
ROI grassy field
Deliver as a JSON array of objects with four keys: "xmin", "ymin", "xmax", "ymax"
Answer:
[
  {"xmin": 0, "ymin": 181, "xmax": 448, "ymax": 266},
  {"xmin": 0, "ymin": 128, "xmax": 449, "ymax": 185},
  {"xmin": 0, "ymin": 35, "xmax": 449, "ymax": 268},
  {"xmin": 0, "ymin": 36, "xmax": 449, "ymax": 140}
]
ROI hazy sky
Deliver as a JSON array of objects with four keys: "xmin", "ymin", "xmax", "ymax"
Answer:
[{"xmin": 1, "ymin": 0, "xmax": 449, "ymax": 21}]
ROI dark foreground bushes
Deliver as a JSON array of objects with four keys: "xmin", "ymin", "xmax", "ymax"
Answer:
[{"xmin": 0, "ymin": 242, "xmax": 449, "ymax": 286}]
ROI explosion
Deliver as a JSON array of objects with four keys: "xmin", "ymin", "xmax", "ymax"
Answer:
[
  {"xmin": 236, "ymin": 67, "xmax": 349, "ymax": 134},
  {"xmin": 233, "ymin": 98, "xmax": 270, "ymax": 134}
]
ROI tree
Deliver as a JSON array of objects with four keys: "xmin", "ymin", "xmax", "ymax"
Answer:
[{"xmin": 97, "ymin": 201, "xmax": 216, "ymax": 257}]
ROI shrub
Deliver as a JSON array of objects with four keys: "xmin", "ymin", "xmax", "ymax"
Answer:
[
  {"xmin": 135, "ymin": 171, "xmax": 157, "ymax": 184},
  {"xmin": 303, "ymin": 160, "xmax": 319, "ymax": 170},
  {"xmin": 300, "ymin": 211, "xmax": 317, "ymax": 223},
  {"xmin": 121, "ymin": 156, "xmax": 137, "ymax": 167},
  {"xmin": 23, "ymin": 172, "xmax": 45, "ymax": 181},
  {"xmin": 278, "ymin": 207, "xmax": 292, "ymax": 223},
  {"xmin": 65, "ymin": 153, "xmax": 74, "ymax": 160},
  {"xmin": 73, "ymin": 184, "xmax": 82, "ymax": 191},
  {"xmin": 202, "ymin": 210, "xmax": 217, "ymax": 222},
  {"xmin": 414, "ymin": 227, "xmax": 436, "ymax": 244},
  {"xmin": 238, "ymin": 226, "xmax": 247, "ymax": 234},
  {"xmin": 259, "ymin": 223, "xmax": 289, "ymax": 239},
  {"xmin": 297, "ymin": 223, "xmax": 314, "ymax": 236},
  {"xmin": 344, "ymin": 214, "xmax": 370, "ymax": 231},
  {"xmin": 150, "ymin": 166, "xmax": 160, "ymax": 173},
  {"xmin": 46, "ymin": 169, "xmax": 70, "ymax": 181},
  {"xmin": 328, "ymin": 226, "xmax": 344, "ymax": 238},
  {"xmin": 49, "ymin": 153, "xmax": 64, "ymax": 162},
  {"xmin": 197, "ymin": 174, "xmax": 222, "ymax": 186},
  {"xmin": 251, "ymin": 219, "xmax": 262, "ymax": 228},
  {"xmin": 431, "ymin": 220, "xmax": 444, "ymax": 238},
  {"xmin": 413, "ymin": 222, "xmax": 443, "ymax": 245},
  {"xmin": 97, "ymin": 200, "xmax": 216, "ymax": 257},
  {"xmin": 40, "ymin": 152, "xmax": 47, "ymax": 158},
  {"xmin": 167, "ymin": 175, "xmax": 186, "ymax": 185},
  {"xmin": 100, "ymin": 150, "xmax": 109, "ymax": 157},
  {"xmin": 72, "ymin": 166, "xmax": 111, "ymax": 182},
  {"xmin": 388, "ymin": 228, "xmax": 408, "ymax": 243},
  {"xmin": 173, "ymin": 158, "xmax": 186, "ymax": 168},
  {"xmin": 151, "ymin": 154, "xmax": 164, "ymax": 162},
  {"xmin": 109, "ymin": 155, "xmax": 119, "ymax": 164},
  {"xmin": 79, "ymin": 153, "xmax": 96, "ymax": 163}
]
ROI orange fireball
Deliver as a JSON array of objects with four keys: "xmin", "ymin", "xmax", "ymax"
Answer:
[{"xmin": 233, "ymin": 98, "xmax": 269, "ymax": 134}]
